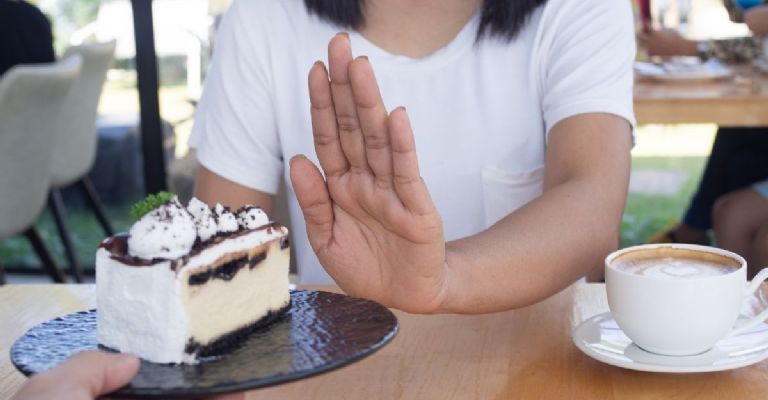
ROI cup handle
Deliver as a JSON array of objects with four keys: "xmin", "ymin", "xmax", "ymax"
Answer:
[{"xmin": 728, "ymin": 267, "xmax": 768, "ymax": 337}]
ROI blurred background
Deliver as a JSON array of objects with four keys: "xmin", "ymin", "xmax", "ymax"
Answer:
[{"xmin": 0, "ymin": 0, "xmax": 756, "ymax": 279}]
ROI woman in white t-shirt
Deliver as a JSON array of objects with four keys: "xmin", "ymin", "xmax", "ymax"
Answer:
[{"xmin": 191, "ymin": 0, "xmax": 635, "ymax": 313}]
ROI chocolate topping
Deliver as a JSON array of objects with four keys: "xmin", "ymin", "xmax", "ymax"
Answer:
[
  {"xmin": 102, "ymin": 222, "xmax": 286, "ymax": 269},
  {"xmin": 99, "ymin": 234, "xmax": 157, "ymax": 267}
]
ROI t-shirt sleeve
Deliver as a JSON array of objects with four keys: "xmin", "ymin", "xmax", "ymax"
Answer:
[
  {"xmin": 538, "ymin": 0, "xmax": 636, "ymax": 138},
  {"xmin": 188, "ymin": 0, "xmax": 283, "ymax": 194}
]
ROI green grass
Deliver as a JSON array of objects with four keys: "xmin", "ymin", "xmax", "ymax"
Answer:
[
  {"xmin": 0, "ymin": 201, "xmax": 136, "ymax": 273},
  {"xmin": 621, "ymin": 156, "xmax": 707, "ymax": 247}
]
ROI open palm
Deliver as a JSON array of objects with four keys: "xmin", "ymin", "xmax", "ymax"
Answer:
[{"xmin": 290, "ymin": 34, "xmax": 448, "ymax": 313}]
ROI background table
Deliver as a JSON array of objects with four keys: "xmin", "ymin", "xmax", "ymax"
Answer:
[
  {"xmin": 2, "ymin": 284, "xmax": 768, "ymax": 399},
  {"xmin": 634, "ymin": 65, "xmax": 768, "ymax": 127}
]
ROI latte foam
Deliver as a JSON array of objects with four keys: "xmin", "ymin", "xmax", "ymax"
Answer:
[{"xmin": 614, "ymin": 257, "xmax": 736, "ymax": 279}]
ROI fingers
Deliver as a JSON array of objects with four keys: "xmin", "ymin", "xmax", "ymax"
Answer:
[
  {"xmin": 328, "ymin": 33, "xmax": 370, "ymax": 172},
  {"xmin": 290, "ymin": 155, "xmax": 334, "ymax": 252},
  {"xmin": 349, "ymin": 57, "xmax": 393, "ymax": 188},
  {"xmin": 388, "ymin": 108, "xmax": 435, "ymax": 216},
  {"xmin": 45, "ymin": 351, "xmax": 139, "ymax": 397},
  {"xmin": 309, "ymin": 61, "xmax": 348, "ymax": 177}
]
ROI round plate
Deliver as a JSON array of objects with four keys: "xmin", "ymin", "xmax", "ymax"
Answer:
[
  {"xmin": 11, "ymin": 290, "xmax": 398, "ymax": 397},
  {"xmin": 572, "ymin": 312, "xmax": 768, "ymax": 373},
  {"xmin": 634, "ymin": 59, "xmax": 733, "ymax": 83}
]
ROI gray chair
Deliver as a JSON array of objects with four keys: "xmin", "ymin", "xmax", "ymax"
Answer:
[
  {"xmin": 47, "ymin": 41, "xmax": 116, "ymax": 282},
  {"xmin": 0, "ymin": 56, "xmax": 83, "ymax": 284}
]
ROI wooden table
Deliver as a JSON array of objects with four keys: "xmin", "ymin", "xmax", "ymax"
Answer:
[
  {"xmin": 634, "ymin": 65, "xmax": 768, "ymax": 126},
  {"xmin": 2, "ymin": 283, "xmax": 768, "ymax": 399}
]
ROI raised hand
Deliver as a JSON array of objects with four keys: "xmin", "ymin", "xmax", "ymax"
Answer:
[{"xmin": 290, "ymin": 33, "xmax": 448, "ymax": 313}]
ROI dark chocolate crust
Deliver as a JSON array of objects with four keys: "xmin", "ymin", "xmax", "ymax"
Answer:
[{"xmin": 184, "ymin": 300, "xmax": 292, "ymax": 359}]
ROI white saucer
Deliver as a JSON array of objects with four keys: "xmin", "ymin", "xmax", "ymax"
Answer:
[{"xmin": 572, "ymin": 312, "xmax": 768, "ymax": 373}]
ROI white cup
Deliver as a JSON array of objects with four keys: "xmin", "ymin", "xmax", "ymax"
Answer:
[{"xmin": 605, "ymin": 244, "xmax": 768, "ymax": 356}]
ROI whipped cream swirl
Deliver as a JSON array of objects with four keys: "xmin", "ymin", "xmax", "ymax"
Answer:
[
  {"xmin": 214, "ymin": 203, "xmax": 239, "ymax": 233},
  {"xmin": 237, "ymin": 205, "xmax": 269, "ymax": 230},
  {"xmin": 186, "ymin": 197, "xmax": 217, "ymax": 242},
  {"xmin": 127, "ymin": 197, "xmax": 271, "ymax": 260},
  {"xmin": 127, "ymin": 197, "xmax": 196, "ymax": 259}
]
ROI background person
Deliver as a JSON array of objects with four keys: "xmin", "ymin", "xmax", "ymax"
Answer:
[
  {"xmin": 0, "ymin": 0, "xmax": 55, "ymax": 76},
  {"xmin": 713, "ymin": 179, "xmax": 768, "ymax": 277},
  {"xmin": 641, "ymin": 2, "xmax": 768, "ymax": 246},
  {"xmin": 639, "ymin": 2, "xmax": 768, "ymax": 61}
]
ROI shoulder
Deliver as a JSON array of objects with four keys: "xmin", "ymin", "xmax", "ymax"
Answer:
[
  {"xmin": 227, "ymin": 0, "xmax": 317, "ymax": 29},
  {"xmin": 532, "ymin": 0, "xmax": 633, "ymax": 51},
  {"xmin": 539, "ymin": 0, "xmax": 632, "ymax": 26},
  {"xmin": 223, "ymin": 0, "xmax": 336, "ymax": 44}
]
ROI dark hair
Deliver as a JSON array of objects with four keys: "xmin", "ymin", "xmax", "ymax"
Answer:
[{"xmin": 303, "ymin": 0, "xmax": 549, "ymax": 41}]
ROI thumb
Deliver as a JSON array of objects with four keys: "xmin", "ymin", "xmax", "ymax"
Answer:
[
  {"xmin": 48, "ymin": 351, "xmax": 140, "ymax": 396},
  {"xmin": 290, "ymin": 155, "xmax": 334, "ymax": 252}
]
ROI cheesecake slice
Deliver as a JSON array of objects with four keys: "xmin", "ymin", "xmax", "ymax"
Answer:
[{"xmin": 96, "ymin": 196, "xmax": 290, "ymax": 364}]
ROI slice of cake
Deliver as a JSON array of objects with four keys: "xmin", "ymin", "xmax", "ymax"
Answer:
[{"xmin": 96, "ymin": 194, "xmax": 291, "ymax": 364}]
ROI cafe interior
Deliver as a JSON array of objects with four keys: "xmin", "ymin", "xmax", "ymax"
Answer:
[{"xmin": 2, "ymin": 0, "xmax": 768, "ymax": 398}]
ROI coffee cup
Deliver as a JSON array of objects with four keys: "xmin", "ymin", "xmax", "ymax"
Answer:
[{"xmin": 605, "ymin": 244, "xmax": 768, "ymax": 356}]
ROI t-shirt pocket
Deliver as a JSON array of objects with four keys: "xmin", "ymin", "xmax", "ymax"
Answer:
[{"xmin": 481, "ymin": 165, "xmax": 545, "ymax": 228}]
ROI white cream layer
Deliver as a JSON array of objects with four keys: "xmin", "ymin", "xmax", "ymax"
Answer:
[{"xmin": 96, "ymin": 226, "xmax": 290, "ymax": 364}]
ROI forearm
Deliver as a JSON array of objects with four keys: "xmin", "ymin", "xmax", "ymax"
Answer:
[
  {"xmin": 436, "ymin": 113, "xmax": 632, "ymax": 314},
  {"xmin": 194, "ymin": 165, "xmax": 275, "ymax": 215},
  {"xmin": 439, "ymin": 177, "xmax": 624, "ymax": 313}
]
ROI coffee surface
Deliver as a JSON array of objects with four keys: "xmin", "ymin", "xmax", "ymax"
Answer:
[{"xmin": 614, "ymin": 257, "xmax": 736, "ymax": 279}]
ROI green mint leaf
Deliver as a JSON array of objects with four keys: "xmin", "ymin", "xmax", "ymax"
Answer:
[{"xmin": 130, "ymin": 191, "xmax": 175, "ymax": 221}]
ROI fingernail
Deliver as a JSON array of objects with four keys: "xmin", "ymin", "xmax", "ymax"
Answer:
[
  {"xmin": 338, "ymin": 32, "xmax": 350, "ymax": 39},
  {"xmin": 357, "ymin": 55, "xmax": 368, "ymax": 60},
  {"xmin": 289, "ymin": 155, "xmax": 304, "ymax": 167}
]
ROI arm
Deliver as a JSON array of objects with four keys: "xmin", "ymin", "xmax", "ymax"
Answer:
[
  {"xmin": 194, "ymin": 165, "xmax": 275, "ymax": 216},
  {"xmin": 638, "ymin": 29, "xmax": 698, "ymax": 57},
  {"xmin": 188, "ymin": 1, "xmax": 283, "ymax": 215},
  {"xmin": 639, "ymin": 28, "xmax": 762, "ymax": 62},
  {"xmin": 290, "ymin": 34, "xmax": 631, "ymax": 314},
  {"xmin": 441, "ymin": 114, "xmax": 631, "ymax": 313},
  {"xmin": 745, "ymin": 5, "xmax": 768, "ymax": 36}
]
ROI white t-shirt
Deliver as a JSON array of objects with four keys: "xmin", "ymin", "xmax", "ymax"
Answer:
[{"xmin": 190, "ymin": 0, "xmax": 636, "ymax": 283}]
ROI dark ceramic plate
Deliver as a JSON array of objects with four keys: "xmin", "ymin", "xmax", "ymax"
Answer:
[{"xmin": 11, "ymin": 290, "xmax": 398, "ymax": 398}]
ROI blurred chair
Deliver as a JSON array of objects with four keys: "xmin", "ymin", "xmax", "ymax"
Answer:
[
  {"xmin": 47, "ymin": 41, "xmax": 116, "ymax": 283},
  {"xmin": 0, "ymin": 56, "xmax": 83, "ymax": 285}
]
